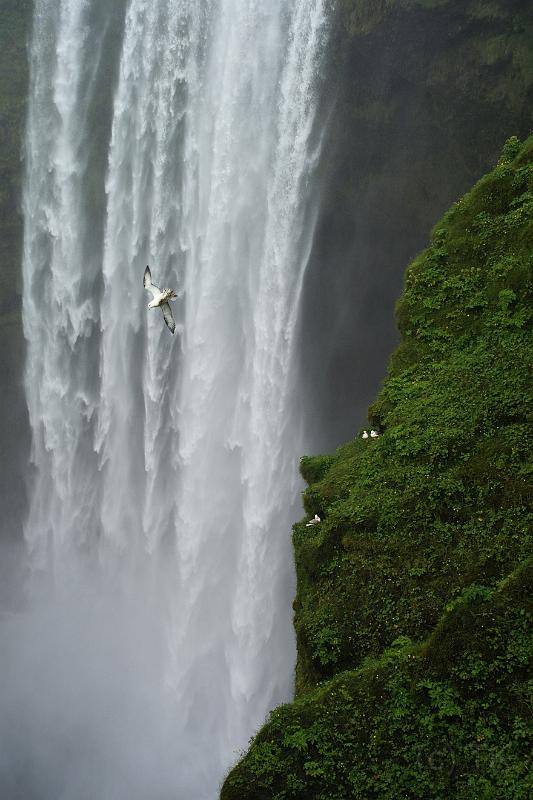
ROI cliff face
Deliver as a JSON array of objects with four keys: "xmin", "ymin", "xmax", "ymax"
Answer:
[
  {"xmin": 0, "ymin": 0, "xmax": 30, "ymax": 318},
  {"xmin": 221, "ymin": 137, "xmax": 533, "ymax": 799},
  {"xmin": 301, "ymin": 0, "xmax": 533, "ymax": 451}
]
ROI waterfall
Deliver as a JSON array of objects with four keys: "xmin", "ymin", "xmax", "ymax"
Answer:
[{"xmin": 22, "ymin": 0, "xmax": 327, "ymax": 796}]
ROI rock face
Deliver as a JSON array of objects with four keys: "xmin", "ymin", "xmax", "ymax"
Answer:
[
  {"xmin": 300, "ymin": 0, "xmax": 533, "ymax": 450},
  {"xmin": 220, "ymin": 136, "xmax": 533, "ymax": 799},
  {"xmin": 0, "ymin": 0, "xmax": 30, "ymax": 317}
]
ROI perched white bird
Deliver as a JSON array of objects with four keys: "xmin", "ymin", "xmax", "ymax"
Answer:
[
  {"xmin": 370, "ymin": 429, "xmax": 379, "ymax": 438},
  {"xmin": 362, "ymin": 430, "xmax": 369, "ymax": 439},
  {"xmin": 306, "ymin": 514, "xmax": 321, "ymax": 527},
  {"xmin": 143, "ymin": 265, "xmax": 177, "ymax": 334}
]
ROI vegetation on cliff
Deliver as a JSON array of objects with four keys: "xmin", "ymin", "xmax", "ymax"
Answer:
[
  {"xmin": 301, "ymin": 0, "xmax": 533, "ymax": 449},
  {"xmin": 221, "ymin": 136, "xmax": 533, "ymax": 799}
]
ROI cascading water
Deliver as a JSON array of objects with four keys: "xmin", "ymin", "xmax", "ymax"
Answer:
[{"xmin": 21, "ymin": 0, "xmax": 327, "ymax": 796}]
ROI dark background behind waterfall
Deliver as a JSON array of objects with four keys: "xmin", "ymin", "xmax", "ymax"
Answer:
[{"xmin": 300, "ymin": 0, "xmax": 533, "ymax": 450}]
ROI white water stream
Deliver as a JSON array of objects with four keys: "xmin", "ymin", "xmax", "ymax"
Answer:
[{"xmin": 21, "ymin": 1, "xmax": 327, "ymax": 796}]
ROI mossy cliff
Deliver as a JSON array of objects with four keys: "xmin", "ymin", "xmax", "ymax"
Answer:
[
  {"xmin": 302, "ymin": 0, "xmax": 533, "ymax": 448},
  {"xmin": 221, "ymin": 138, "xmax": 533, "ymax": 799}
]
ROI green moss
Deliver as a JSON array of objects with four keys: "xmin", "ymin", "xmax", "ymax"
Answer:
[
  {"xmin": 297, "ymin": 135, "xmax": 532, "ymax": 684},
  {"xmin": 222, "ymin": 561, "xmax": 532, "ymax": 800},
  {"xmin": 221, "ymin": 137, "xmax": 533, "ymax": 798},
  {"xmin": 300, "ymin": 455, "xmax": 337, "ymax": 486}
]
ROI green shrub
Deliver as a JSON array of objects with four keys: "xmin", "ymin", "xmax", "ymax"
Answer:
[{"xmin": 221, "ymin": 136, "xmax": 533, "ymax": 799}]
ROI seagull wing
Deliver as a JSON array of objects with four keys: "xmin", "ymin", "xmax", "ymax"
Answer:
[
  {"xmin": 143, "ymin": 265, "xmax": 160, "ymax": 298},
  {"xmin": 161, "ymin": 302, "xmax": 176, "ymax": 334}
]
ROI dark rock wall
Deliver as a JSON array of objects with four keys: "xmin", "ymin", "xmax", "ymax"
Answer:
[
  {"xmin": 300, "ymin": 0, "xmax": 533, "ymax": 452},
  {"xmin": 0, "ymin": 0, "xmax": 31, "ymax": 605}
]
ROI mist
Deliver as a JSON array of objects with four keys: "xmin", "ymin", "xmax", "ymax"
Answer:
[{"xmin": 0, "ymin": 571, "xmax": 217, "ymax": 800}]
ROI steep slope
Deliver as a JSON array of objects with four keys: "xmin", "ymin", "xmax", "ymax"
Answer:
[
  {"xmin": 302, "ymin": 0, "xmax": 533, "ymax": 449},
  {"xmin": 221, "ymin": 136, "xmax": 533, "ymax": 799},
  {"xmin": 222, "ymin": 563, "xmax": 532, "ymax": 799}
]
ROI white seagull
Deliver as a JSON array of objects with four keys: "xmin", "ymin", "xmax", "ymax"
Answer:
[
  {"xmin": 362, "ymin": 430, "xmax": 369, "ymax": 439},
  {"xmin": 306, "ymin": 514, "xmax": 321, "ymax": 527},
  {"xmin": 143, "ymin": 265, "xmax": 177, "ymax": 334}
]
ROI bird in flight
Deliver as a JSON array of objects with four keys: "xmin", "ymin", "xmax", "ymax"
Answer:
[{"xmin": 143, "ymin": 266, "xmax": 177, "ymax": 334}]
